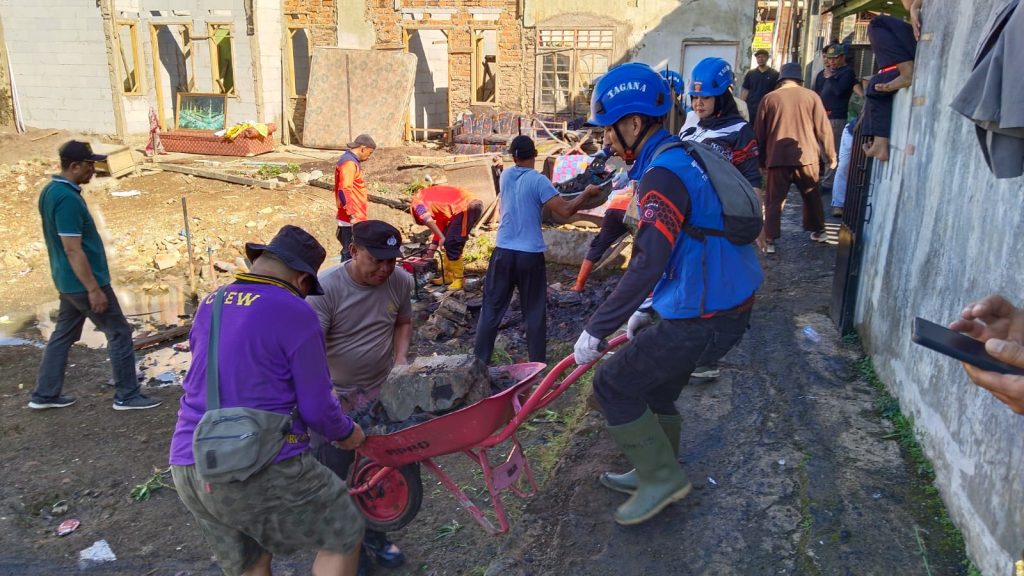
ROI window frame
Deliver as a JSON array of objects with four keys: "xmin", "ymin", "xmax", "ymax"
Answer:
[
  {"xmin": 114, "ymin": 19, "xmax": 143, "ymax": 95},
  {"xmin": 535, "ymin": 27, "xmax": 614, "ymax": 117},
  {"xmin": 470, "ymin": 27, "xmax": 499, "ymax": 106},
  {"xmin": 286, "ymin": 26, "xmax": 312, "ymax": 99},
  {"xmin": 207, "ymin": 21, "xmax": 237, "ymax": 96}
]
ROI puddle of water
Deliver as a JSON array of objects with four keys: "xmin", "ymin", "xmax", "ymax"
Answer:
[
  {"xmin": 0, "ymin": 336, "xmax": 44, "ymax": 348},
  {"xmin": 139, "ymin": 345, "xmax": 191, "ymax": 388},
  {"xmin": 22, "ymin": 282, "xmax": 197, "ymax": 350}
]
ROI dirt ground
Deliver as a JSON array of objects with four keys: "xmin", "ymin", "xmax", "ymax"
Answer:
[{"xmin": 0, "ymin": 131, "xmax": 971, "ymax": 575}]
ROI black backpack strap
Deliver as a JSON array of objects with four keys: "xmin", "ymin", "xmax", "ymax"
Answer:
[{"xmin": 205, "ymin": 289, "xmax": 226, "ymax": 412}]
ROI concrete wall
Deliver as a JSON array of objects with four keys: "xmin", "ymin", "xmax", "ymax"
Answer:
[
  {"xmin": 336, "ymin": 0, "xmax": 373, "ymax": 49},
  {"xmin": 525, "ymin": 0, "xmax": 755, "ymax": 79},
  {"xmin": 0, "ymin": 1, "xmax": 117, "ymax": 132},
  {"xmin": 853, "ymin": 1, "xmax": 1024, "ymax": 574}
]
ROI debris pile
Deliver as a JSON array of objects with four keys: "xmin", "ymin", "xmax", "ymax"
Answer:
[{"xmin": 418, "ymin": 294, "xmax": 473, "ymax": 341}]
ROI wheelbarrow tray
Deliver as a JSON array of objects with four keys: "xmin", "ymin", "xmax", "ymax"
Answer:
[{"xmin": 357, "ymin": 362, "xmax": 546, "ymax": 468}]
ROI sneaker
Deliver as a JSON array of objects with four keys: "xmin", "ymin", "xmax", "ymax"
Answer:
[
  {"xmin": 112, "ymin": 395, "xmax": 162, "ymax": 411},
  {"xmin": 810, "ymin": 230, "xmax": 829, "ymax": 243},
  {"xmin": 363, "ymin": 534, "xmax": 406, "ymax": 569},
  {"xmin": 765, "ymin": 242, "xmax": 777, "ymax": 254},
  {"xmin": 831, "ymin": 207, "xmax": 844, "ymax": 218},
  {"xmin": 691, "ymin": 366, "xmax": 720, "ymax": 379},
  {"xmin": 28, "ymin": 395, "xmax": 77, "ymax": 410}
]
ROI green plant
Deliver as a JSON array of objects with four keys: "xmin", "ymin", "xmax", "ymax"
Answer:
[
  {"xmin": 435, "ymin": 519, "xmax": 462, "ymax": 540},
  {"xmin": 129, "ymin": 467, "xmax": 174, "ymax": 502},
  {"xmin": 403, "ymin": 179, "xmax": 428, "ymax": 196},
  {"xmin": 255, "ymin": 163, "xmax": 300, "ymax": 179}
]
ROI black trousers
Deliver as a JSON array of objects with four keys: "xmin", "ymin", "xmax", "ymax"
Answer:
[
  {"xmin": 594, "ymin": 308, "xmax": 752, "ymax": 426},
  {"xmin": 473, "ymin": 247, "xmax": 548, "ymax": 364},
  {"xmin": 585, "ymin": 209, "xmax": 629, "ymax": 263},
  {"xmin": 336, "ymin": 225, "xmax": 353, "ymax": 262},
  {"xmin": 863, "ymin": 16, "xmax": 917, "ymax": 139},
  {"xmin": 442, "ymin": 201, "xmax": 484, "ymax": 261}
]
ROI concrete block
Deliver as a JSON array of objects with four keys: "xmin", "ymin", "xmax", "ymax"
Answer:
[{"xmin": 381, "ymin": 354, "xmax": 491, "ymax": 421}]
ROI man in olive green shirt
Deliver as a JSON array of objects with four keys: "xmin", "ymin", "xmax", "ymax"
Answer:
[{"xmin": 31, "ymin": 141, "xmax": 160, "ymax": 411}]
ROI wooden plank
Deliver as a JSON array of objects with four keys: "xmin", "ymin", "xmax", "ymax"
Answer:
[
  {"xmin": 306, "ymin": 179, "xmax": 410, "ymax": 211},
  {"xmin": 133, "ymin": 324, "xmax": 191, "ymax": 351},
  {"xmin": 157, "ymin": 163, "xmax": 279, "ymax": 189}
]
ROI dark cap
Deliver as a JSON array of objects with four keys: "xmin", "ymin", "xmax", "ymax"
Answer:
[
  {"xmin": 823, "ymin": 43, "xmax": 845, "ymax": 58},
  {"xmin": 245, "ymin": 225, "xmax": 327, "ymax": 295},
  {"xmin": 353, "ymin": 220, "xmax": 403, "ymax": 260},
  {"xmin": 509, "ymin": 135, "xmax": 537, "ymax": 161},
  {"xmin": 59, "ymin": 140, "xmax": 106, "ymax": 162},
  {"xmin": 346, "ymin": 133, "xmax": 377, "ymax": 149},
  {"xmin": 778, "ymin": 63, "xmax": 804, "ymax": 83},
  {"xmin": 754, "ymin": 48, "xmax": 770, "ymax": 57}
]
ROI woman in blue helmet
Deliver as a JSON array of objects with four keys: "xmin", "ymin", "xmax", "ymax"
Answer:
[
  {"xmin": 680, "ymin": 57, "xmax": 765, "ymax": 380},
  {"xmin": 572, "ymin": 62, "xmax": 763, "ymax": 526}
]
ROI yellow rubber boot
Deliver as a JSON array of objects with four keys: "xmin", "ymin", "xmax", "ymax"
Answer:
[
  {"xmin": 431, "ymin": 254, "xmax": 451, "ymax": 286},
  {"xmin": 447, "ymin": 258, "xmax": 465, "ymax": 291}
]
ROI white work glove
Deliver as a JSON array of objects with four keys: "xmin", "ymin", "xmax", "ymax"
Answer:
[
  {"xmin": 627, "ymin": 309, "xmax": 655, "ymax": 340},
  {"xmin": 626, "ymin": 298, "xmax": 657, "ymax": 340},
  {"xmin": 574, "ymin": 330, "xmax": 605, "ymax": 365}
]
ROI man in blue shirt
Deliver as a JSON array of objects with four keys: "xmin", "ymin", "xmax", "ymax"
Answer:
[
  {"xmin": 473, "ymin": 136, "xmax": 599, "ymax": 364},
  {"xmin": 31, "ymin": 141, "xmax": 161, "ymax": 411}
]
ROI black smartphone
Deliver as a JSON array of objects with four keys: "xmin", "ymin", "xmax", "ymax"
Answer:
[{"xmin": 911, "ymin": 317, "xmax": 1024, "ymax": 376}]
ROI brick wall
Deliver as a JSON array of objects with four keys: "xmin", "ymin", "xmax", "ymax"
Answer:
[
  {"xmin": 367, "ymin": 0, "xmax": 529, "ymax": 121},
  {"xmin": 285, "ymin": 0, "xmax": 338, "ymax": 141}
]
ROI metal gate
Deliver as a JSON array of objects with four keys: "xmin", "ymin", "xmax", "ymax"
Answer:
[{"xmin": 830, "ymin": 123, "xmax": 875, "ymax": 334}]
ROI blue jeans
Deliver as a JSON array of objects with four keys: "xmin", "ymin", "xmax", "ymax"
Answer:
[{"xmin": 33, "ymin": 285, "xmax": 141, "ymax": 403}]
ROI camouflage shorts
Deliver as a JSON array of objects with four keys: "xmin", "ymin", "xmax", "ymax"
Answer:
[{"xmin": 172, "ymin": 451, "xmax": 365, "ymax": 575}]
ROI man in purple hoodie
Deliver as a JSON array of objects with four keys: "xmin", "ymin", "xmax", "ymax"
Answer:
[{"xmin": 169, "ymin": 225, "xmax": 366, "ymax": 576}]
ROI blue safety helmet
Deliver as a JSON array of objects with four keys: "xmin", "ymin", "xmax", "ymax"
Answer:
[
  {"xmin": 587, "ymin": 62, "xmax": 672, "ymax": 127},
  {"xmin": 660, "ymin": 69, "xmax": 684, "ymax": 94},
  {"xmin": 688, "ymin": 57, "xmax": 735, "ymax": 97}
]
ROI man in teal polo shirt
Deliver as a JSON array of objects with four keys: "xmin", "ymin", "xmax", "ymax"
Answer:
[{"xmin": 31, "ymin": 140, "xmax": 161, "ymax": 411}]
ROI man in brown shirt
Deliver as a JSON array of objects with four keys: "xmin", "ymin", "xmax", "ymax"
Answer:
[{"xmin": 754, "ymin": 63, "xmax": 837, "ymax": 254}]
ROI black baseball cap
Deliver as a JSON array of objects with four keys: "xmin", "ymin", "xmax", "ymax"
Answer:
[
  {"xmin": 509, "ymin": 135, "xmax": 537, "ymax": 160},
  {"xmin": 245, "ymin": 225, "xmax": 327, "ymax": 295},
  {"xmin": 353, "ymin": 220, "xmax": 403, "ymax": 260},
  {"xmin": 59, "ymin": 140, "xmax": 106, "ymax": 162},
  {"xmin": 754, "ymin": 48, "xmax": 770, "ymax": 57},
  {"xmin": 823, "ymin": 44, "xmax": 845, "ymax": 58}
]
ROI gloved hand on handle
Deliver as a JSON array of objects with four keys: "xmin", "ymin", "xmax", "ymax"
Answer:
[
  {"xmin": 574, "ymin": 330, "xmax": 606, "ymax": 365},
  {"xmin": 626, "ymin": 298, "xmax": 657, "ymax": 340}
]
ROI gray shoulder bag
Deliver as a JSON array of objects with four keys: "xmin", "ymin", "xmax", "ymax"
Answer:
[{"xmin": 192, "ymin": 288, "xmax": 294, "ymax": 483}]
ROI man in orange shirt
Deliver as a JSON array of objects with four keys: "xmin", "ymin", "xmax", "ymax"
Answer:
[
  {"xmin": 335, "ymin": 134, "xmax": 376, "ymax": 261},
  {"xmin": 410, "ymin": 185, "xmax": 484, "ymax": 291}
]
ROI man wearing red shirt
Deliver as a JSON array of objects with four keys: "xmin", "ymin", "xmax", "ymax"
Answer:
[
  {"xmin": 335, "ymin": 134, "xmax": 376, "ymax": 261},
  {"xmin": 410, "ymin": 185, "xmax": 483, "ymax": 291}
]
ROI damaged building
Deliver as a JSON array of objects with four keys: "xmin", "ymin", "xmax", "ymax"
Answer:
[{"xmin": 0, "ymin": 0, "xmax": 755, "ymax": 144}]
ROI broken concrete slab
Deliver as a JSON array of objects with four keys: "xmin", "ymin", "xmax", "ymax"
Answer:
[
  {"xmin": 153, "ymin": 253, "xmax": 179, "ymax": 271},
  {"xmin": 381, "ymin": 354, "xmax": 491, "ymax": 421}
]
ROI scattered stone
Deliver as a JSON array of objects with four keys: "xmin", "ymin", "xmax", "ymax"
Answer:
[
  {"xmin": 16, "ymin": 184, "xmax": 27, "ymax": 192},
  {"xmin": 296, "ymin": 172, "xmax": 311, "ymax": 183},
  {"xmin": 213, "ymin": 260, "xmax": 236, "ymax": 273},
  {"xmin": 51, "ymin": 500, "xmax": 69, "ymax": 515},
  {"xmin": 381, "ymin": 355, "xmax": 491, "ymax": 421},
  {"xmin": 153, "ymin": 253, "xmax": 179, "ymax": 270},
  {"xmin": 78, "ymin": 540, "xmax": 117, "ymax": 569},
  {"xmin": 276, "ymin": 172, "xmax": 295, "ymax": 183},
  {"xmin": 258, "ymin": 206, "xmax": 274, "ymax": 214},
  {"xmin": 245, "ymin": 220, "xmax": 257, "ymax": 228}
]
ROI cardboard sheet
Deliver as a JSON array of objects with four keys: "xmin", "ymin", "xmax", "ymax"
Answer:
[{"xmin": 303, "ymin": 49, "xmax": 418, "ymax": 149}]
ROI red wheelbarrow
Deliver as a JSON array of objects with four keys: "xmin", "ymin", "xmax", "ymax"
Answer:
[{"xmin": 347, "ymin": 334, "xmax": 628, "ymax": 535}]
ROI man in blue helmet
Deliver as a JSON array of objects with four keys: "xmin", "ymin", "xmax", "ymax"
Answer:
[{"xmin": 573, "ymin": 62, "xmax": 764, "ymax": 526}]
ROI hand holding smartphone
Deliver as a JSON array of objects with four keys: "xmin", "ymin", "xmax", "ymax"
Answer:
[{"xmin": 911, "ymin": 317, "xmax": 1024, "ymax": 376}]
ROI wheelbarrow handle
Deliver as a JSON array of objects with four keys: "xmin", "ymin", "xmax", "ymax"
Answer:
[{"xmin": 486, "ymin": 333, "xmax": 628, "ymax": 446}]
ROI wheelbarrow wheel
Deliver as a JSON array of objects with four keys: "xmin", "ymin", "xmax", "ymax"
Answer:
[{"xmin": 351, "ymin": 460, "xmax": 423, "ymax": 533}]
